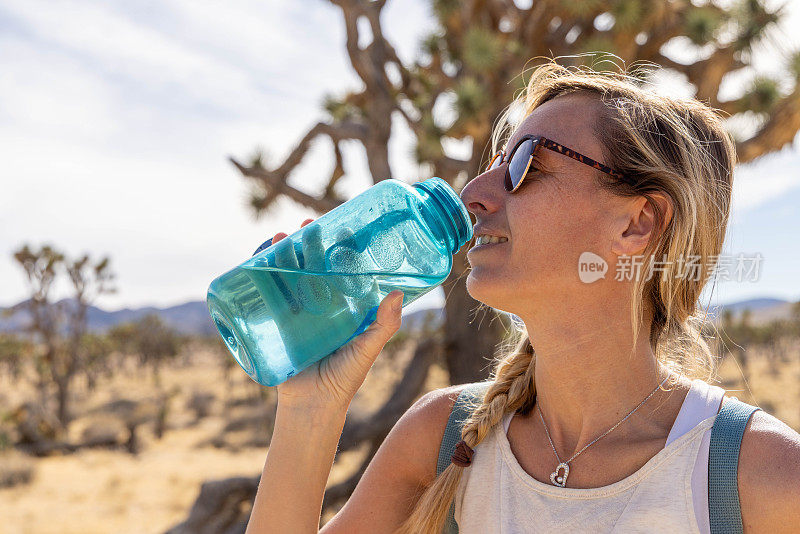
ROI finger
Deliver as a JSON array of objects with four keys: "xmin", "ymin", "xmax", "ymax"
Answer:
[
  {"xmin": 301, "ymin": 223, "xmax": 325, "ymax": 272},
  {"xmin": 347, "ymin": 290, "xmax": 404, "ymax": 366},
  {"xmin": 273, "ymin": 232, "xmax": 288, "ymax": 243},
  {"xmin": 296, "ymin": 222, "xmax": 333, "ymax": 313},
  {"xmin": 300, "ymin": 218, "xmax": 315, "ymax": 228},
  {"xmin": 274, "ymin": 236, "xmax": 300, "ymax": 270},
  {"xmin": 252, "ymin": 237, "xmax": 274, "ymax": 257},
  {"xmin": 328, "ymin": 227, "xmax": 372, "ymax": 298}
]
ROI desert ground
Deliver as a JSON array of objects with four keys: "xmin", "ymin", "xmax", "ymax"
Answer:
[{"xmin": 0, "ymin": 338, "xmax": 797, "ymax": 534}]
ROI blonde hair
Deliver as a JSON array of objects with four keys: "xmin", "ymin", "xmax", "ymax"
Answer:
[{"xmin": 396, "ymin": 59, "xmax": 736, "ymax": 533}]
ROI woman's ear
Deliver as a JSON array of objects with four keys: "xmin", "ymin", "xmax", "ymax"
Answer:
[{"xmin": 611, "ymin": 193, "xmax": 673, "ymax": 257}]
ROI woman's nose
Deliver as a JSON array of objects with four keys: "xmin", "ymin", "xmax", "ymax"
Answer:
[{"xmin": 460, "ymin": 168, "xmax": 504, "ymax": 215}]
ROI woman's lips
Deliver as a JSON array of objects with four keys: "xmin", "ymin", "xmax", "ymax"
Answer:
[{"xmin": 468, "ymin": 240, "xmax": 509, "ymax": 253}]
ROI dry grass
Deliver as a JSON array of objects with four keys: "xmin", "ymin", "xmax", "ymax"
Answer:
[
  {"xmin": 0, "ymin": 339, "xmax": 796, "ymax": 534},
  {"xmin": 0, "ymin": 340, "xmax": 447, "ymax": 534},
  {"xmin": 716, "ymin": 344, "xmax": 800, "ymax": 430}
]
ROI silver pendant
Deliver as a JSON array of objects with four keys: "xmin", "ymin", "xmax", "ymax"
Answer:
[{"xmin": 549, "ymin": 462, "xmax": 569, "ymax": 487}]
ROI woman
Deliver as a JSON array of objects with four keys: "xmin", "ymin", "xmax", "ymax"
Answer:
[{"xmin": 245, "ymin": 63, "xmax": 800, "ymax": 533}]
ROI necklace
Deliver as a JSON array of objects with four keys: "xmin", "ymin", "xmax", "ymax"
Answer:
[{"xmin": 536, "ymin": 375, "xmax": 670, "ymax": 488}]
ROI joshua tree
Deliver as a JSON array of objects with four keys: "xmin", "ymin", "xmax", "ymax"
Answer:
[
  {"xmin": 109, "ymin": 314, "xmax": 183, "ymax": 387},
  {"xmin": 11, "ymin": 244, "xmax": 115, "ymax": 428},
  {"xmin": 173, "ymin": 1, "xmax": 800, "ymax": 531},
  {"xmin": 233, "ymin": 0, "xmax": 800, "ymax": 386}
]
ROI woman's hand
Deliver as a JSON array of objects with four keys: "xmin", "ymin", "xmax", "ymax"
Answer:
[{"xmin": 268, "ymin": 218, "xmax": 405, "ymax": 412}]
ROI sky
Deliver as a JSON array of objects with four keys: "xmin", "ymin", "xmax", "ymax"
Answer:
[{"xmin": 1, "ymin": 0, "xmax": 799, "ymax": 314}]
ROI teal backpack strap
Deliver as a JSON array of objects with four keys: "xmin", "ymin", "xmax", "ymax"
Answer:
[
  {"xmin": 708, "ymin": 397, "xmax": 760, "ymax": 534},
  {"xmin": 437, "ymin": 381, "xmax": 492, "ymax": 534}
]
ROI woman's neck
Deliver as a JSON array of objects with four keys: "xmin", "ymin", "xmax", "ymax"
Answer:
[{"xmin": 520, "ymin": 296, "xmax": 677, "ymax": 457}]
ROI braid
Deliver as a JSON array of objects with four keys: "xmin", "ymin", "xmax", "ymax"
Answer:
[
  {"xmin": 461, "ymin": 340, "xmax": 535, "ymax": 448},
  {"xmin": 396, "ymin": 332, "xmax": 534, "ymax": 534}
]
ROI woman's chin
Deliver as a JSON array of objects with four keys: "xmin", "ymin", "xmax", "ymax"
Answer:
[
  {"xmin": 466, "ymin": 269, "xmax": 532, "ymax": 311},
  {"xmin": 466, "ymin": 272, "xmax": 506, "ymax": 306}
]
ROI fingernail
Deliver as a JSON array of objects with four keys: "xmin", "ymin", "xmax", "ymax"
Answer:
[
  {"xmin": 253, "ymin": 237, "xmax": 273, "ymax": 256},
  {"xmin": 392, "ymin": 293, "xmax": 403, "ymax": 312}
]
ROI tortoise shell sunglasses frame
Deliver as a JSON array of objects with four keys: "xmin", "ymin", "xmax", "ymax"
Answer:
[{"xmin": 485, "ymin": 134, "xmax": 634, "ymax": 192}]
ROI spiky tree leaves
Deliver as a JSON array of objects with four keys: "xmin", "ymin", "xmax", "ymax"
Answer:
[
  {"xmin": 684, "ymin": 6, "xmax": 725, "ymax": 46},
  {"xmin": 790, "ymin": 50, "xmax": 800, "ymax": 81},
  {"xmin": 741, "ymin": 76, "xmax": 781, "ymax": 114},
  {"xmin": 731, "ymin": 0, "xmax": 783, "ymax": 52},
  {"xmin": 463, "ymin": 27, "xmax": 504, "ymax": 71}
]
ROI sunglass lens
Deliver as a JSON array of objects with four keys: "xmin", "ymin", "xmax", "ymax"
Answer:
[
  {"xmin": 507, "ymin": 139, "xmax": 533, "ymax": 191},
  {"xmin": 488, "ymin": 154, "xmax": 503, "ymax": 172}
]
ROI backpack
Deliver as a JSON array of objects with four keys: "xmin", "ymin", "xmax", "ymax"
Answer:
[{"xmin": 437, "ymin": 382, "xmax": 760, "ymax": 534}]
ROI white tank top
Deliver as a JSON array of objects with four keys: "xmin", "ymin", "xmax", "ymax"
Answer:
[{"xmin": 454, "ymin": 379, "xmax": 725, "ymax": 533}]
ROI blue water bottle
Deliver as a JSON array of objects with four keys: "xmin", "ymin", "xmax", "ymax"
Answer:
[{"xmin": 206, "ymin": 177, "xmax": 473, "ymax": 386}]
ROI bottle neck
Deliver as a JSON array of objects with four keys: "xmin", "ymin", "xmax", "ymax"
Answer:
[{"xmin": 412, "ymin": 178, "xmax": 473, "ymax": 255}]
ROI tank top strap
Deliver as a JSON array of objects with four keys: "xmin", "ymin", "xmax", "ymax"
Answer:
[
  {"xmin": 665, "ymin": 379, "xmax": 725, "ymax": 446},
  {"xmin": 502, "ymin": 411, "xmax": 513, "ymax": 433}
]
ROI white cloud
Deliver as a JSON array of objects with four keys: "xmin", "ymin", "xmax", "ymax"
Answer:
[
  {"xmin": 1, "ymin": 0, "xmax": 799, "ymax": 311},
  {"xmin": 731, "ymin": 143, "xmax": 800, "ymax": 215},
  {"xmin": 0, "ymin": 0, "xmax": 355, "ymax": 308},
  {"xmin": 0, "ymin": 40, "xmax": 116, "ymax": 142},
  {"xmin": 1, "ymin": 1, "xmax": 263, "ymax": 111},
  {"xmin": 0, "ymin": 0, "xmax": 441, "ymax": 309}
]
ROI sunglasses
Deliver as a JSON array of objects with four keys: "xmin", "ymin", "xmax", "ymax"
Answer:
[{"xmin": 485, "ymin": 135, "xmax": 633, "ymax": 192}]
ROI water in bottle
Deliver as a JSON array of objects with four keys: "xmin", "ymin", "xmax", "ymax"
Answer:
[{"xmin": 207, "ymin": 176, "xmax": 473, "ymax": 386}]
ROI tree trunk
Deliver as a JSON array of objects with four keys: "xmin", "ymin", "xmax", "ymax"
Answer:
[
  {"xmin": 166, "ymin": 338, "xmax": 436, "ymax": 533},
  {"xmin": 126, "ymin": 422, "xmax": 140, "ymax": 455},
  {"xmin": 165, "ymin": 476, "xmax": 258, "ymax": 534},
  {"xmin": 55, "ymin": 374, "xmax": 71, "ymax": 428},
  {"xmin": 442, "ymin": 248, "xmax": 509, "ymax": 384}
]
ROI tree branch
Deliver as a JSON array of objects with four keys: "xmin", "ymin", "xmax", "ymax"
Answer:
[
  {"xmin": 736, "ymin": 90, "xmax": 800, "ymax": 162},
  {"xmin": 338, "ymin": 336, "xmax": 436, "ymax": 451},
  {"xmin": 276, "ymin": 120, "xmax": 368, "ymax": 176},
  {"xmin": 231, "ymin": 158, "xmax": 345, "ymax": 213},
  {"xmin": 230, "ymin": 119, "xmax": 369, "ymax": 213}
]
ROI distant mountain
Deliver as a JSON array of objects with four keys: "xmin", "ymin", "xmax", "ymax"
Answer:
[
  {"xmin": 1, "ymin": 295, "xmax": 792, "ymax": 337},
  {"xmin": 713, "ymin": 297, "xmax": 788, "ymax": 314},
  {"xmin": 0, "ymin": 298, "xmax": 446, "ymax": 337},
  {"xmin": 1, "ymin": 299, "xmax": 218, "ymax": 336},
  {"xmin": 707, "ymin": 297, "xmax": 796, "ymax": 325}
]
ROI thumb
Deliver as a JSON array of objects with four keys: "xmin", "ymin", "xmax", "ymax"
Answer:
[{"xmin": 348, "ymin": 290, "xmax": 404, "ymax": 362}]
